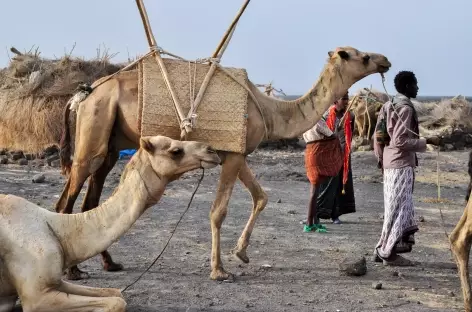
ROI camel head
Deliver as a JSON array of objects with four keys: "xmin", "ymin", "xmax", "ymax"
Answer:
[
  {"xmin": 139, "ymin": 135, "xmax": 221, "ymax": 181},
  {"xmin": 327, "ymin": 46, "xmax": 391, "ymax": 81}
]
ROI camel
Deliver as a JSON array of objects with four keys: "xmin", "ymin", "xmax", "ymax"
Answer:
[
  {"xmin": 350, "ymin": 88, "xmax": 389, "ymax": 140},
  {"xmin": 0, "ymin": 135, "xmax": 221, "ymax": 312},
  {"xmin": 56, "ymin": 46, "xmax": 391, "ymax": 281}
]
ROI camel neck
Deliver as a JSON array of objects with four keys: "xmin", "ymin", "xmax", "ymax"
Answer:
[
  {"xmin": 255, "ymin": 63, "xmax": 355, "ymax": 140},
  {"xmin": 53, "ymin": 152, "xmax": 164, "ymax": 268}
]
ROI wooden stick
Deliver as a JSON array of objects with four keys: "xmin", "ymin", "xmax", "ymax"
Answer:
[
  {"xmin": 135, "ymin": 0, "xmax": 187, "ymax": 125},
  {"xmin": 212, "ymin": 0, "xmax": 251, "ymax": 58},
  {"xmin": 180, "ymin": 0, "xmax": 251, "ymax": 138}
]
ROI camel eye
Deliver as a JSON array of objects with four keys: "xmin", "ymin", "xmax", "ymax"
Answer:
[
  {"xmin": 169, "ymin": 147, "xmax": 183, "ymax": 157},
  {"xmin": 363, "ymin": 55, "xmax": 370, "ymax": 63}
]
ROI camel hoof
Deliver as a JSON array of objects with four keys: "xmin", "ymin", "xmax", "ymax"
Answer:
[
  {"xmin": 104, "ymin": 262, "xmax": 124, "ymax": 272},
  {"xmin": 210, "ymin": 269, "xmax": 234, "ymax": 282},
  {"xmin": 65, "ymin": 267, "xmax": 90, "ymax": 280},
  {"xmin": 231, "ymin": 248, "xmax": 250, "ymax": 264}
]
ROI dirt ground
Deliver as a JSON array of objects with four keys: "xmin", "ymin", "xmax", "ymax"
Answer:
[{"xmin": 1, "ymin": 147, "xmax": 470, "ymax": 312}]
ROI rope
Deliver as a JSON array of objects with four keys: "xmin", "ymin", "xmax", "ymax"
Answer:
[
  {"xmin": 121, "ymin": 168, "xmax": 205, "ymax": 293},
  {"xmin": 380, "ymin": 74, "xmax": 450, "ymax": 243}
]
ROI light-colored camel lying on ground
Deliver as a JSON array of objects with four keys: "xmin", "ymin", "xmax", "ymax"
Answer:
[
  {"xmin": 57, "ymin": 46, "xmax": 392, "ymax": 281},
  {"xmin": 0, "ymin": 135, "xmax": 220, "ymax": 312}
]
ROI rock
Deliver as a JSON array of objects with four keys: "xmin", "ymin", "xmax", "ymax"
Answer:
[
  {"xmin": 17, "ymin": 159, "xmax": 28, "ymax": 166},
  {"xmin": 287, "ymin": 210, "xmax": 297, "ymax": 214},
  {"xmin": 372, "ymin": 282, "xmax": 382, "ymax": 290},
  {"xmin": 260, "ymin": 264, "xmax": 272, "ymax": 269},
  {"xmin": 0, "ymin": 149, "xmax": 6, "ymax": 155},
  {"xmin": 50, "ymin": 160, "xmax": 61, "ymax": 168},
  {"xmin": 24, "ymin": 153, "xmax": 35, "ymax": 161},
  {"xmin": 46, "ymin": 154, "xmax": 59, "ymax": 166},
  {"xmin": 339, "ymin": 256, "xmax": 367, "ymax": 276},
  {"xmin": 276, "ymin": 198, "xmax": 282, "ymax": 203},
  {"xmin": 11, "ymin": 152, "xmax": 24, "ymax": 161},
  {"xmin": 43, "ymin": 146, "xmax": 59, "ymax": 157},
  {"xmin": 32, "ymin": 174, "xmax": 46, "ymax": 183},
  {"xmin": 418, "ymin": 215, "xmax": 425, "ymax": 222},
  {"xmin": 392, "ymin": 271, "xmax": 399, "ymax": 277},
  {"xmin": 445, "ymin": 144, "xmax": 455, "ymax": 151},
  {"xmin": 449, "ymin": 291, "xmax": 455, "ymax": 297},
  {"xmin": 0, "ymin": 156, "xmax": 8, "ymax": 164}
]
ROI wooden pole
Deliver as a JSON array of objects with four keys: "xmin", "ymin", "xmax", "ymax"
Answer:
[
  {"xmin": 180, "ymin": 0, "xmax": 251, "ymax": 139},
  {"xmin": 212, "ymin": 0, "xmax": 251, "ymax": 58},
  {"xmin": 135, "ymin": 0, "xmax": 187, "ymax": 128}
]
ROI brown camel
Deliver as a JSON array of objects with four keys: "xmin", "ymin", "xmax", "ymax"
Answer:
[{"xmin": 56, "ymin": 46, "xmax": 391, "ymax": 281}]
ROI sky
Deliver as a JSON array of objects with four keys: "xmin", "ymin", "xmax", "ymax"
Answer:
[{"xmin": 0, "ymin": 0, "xmax": 470, "ymax": 96}]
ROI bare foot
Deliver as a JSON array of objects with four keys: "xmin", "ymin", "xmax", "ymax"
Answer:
[
  {"xmin": 65, "ymin": 266, "xmax": 90, "ymax": 280},
  {"xmin": 210, "ymin": 268, "xmax": 234, "ymax": 281}
]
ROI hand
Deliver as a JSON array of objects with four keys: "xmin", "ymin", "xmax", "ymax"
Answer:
[{"xmin": 426, "ymin": 136, "xmax": 442, "ymax": 146}]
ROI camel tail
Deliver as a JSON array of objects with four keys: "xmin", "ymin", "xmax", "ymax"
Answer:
[{"xmin": 59, "ymin": 83, "xmax": 93, "ymax": 176}]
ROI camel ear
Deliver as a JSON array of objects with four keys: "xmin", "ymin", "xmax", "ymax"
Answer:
[
  {"xmin": 337, "ymin": 50, "xmax": 350, "ymax": 60},
  {"xmin": 140, "ymin": 137, "xmax": 154, "ymax": 153},
  {"xmin": 328, "ymin": 51, "xmax": 334, "ymax": 58}
]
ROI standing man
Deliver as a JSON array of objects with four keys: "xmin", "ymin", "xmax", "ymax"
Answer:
[{"xmin": 373, "ymin": 71, "xmax": 441, "ymax": 266}]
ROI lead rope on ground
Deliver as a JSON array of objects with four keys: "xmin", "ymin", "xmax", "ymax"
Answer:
[
  {"xmin": 121, "ymin": 168, "xmax": 205, "ymax": 293},
  {"xmin": 380, "ymin": 74, "xmax": 451, "ymax": 246}
]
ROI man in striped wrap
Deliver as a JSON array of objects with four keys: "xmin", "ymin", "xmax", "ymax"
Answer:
[{"xmin": 373, "ymin": 71, "xmax": 442, "ymax": 266}]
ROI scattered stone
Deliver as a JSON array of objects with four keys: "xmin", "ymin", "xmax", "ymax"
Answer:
[
  {"xmin": 17, "ymin": 159, "xmax": 28, "ymax": 166},
  {"xmin": 46, "ymin": 154, "xmax": 59, "ymax": 166},
  {"xmin": 276, "ymin": 198, "xmax": 282, "ymax": 203},
  {"xmin": 339, "ymin": 256, "xmax": 367, "ymax": 276},
  {"xmin": 392, "ymin": 271, "xmax": 399, "ymax": 277},
  {"xmin": 32, "ymin": 174, "xmax": 46, "ymax": 183},
  {"xmin": 372, "ymin": 282, "xmax": 382, "ymax": 290},
  {"xmin": 50, "ymin": 160, "xmax": 61, "ymax": 168},
  {"xmin": 412, "ymin": 287, "xmax": 418, "ymax": 291},
  {"xmin": 0, "ymin": 149, "xmax": 6, "ymax": 155},
  {"xmin": 445, "ymin": 144, "xmax": 455, "ymax": 151},
  {"xmin": 260, "ymin": 264, "xmax": 272, "ymax": 269},
  {"xmin": 418, "ymin": 215, "xmax": 425, "ymax": 222},
  {"xmin": 0, "ymin": 156, "xmax": 8, "ymax": 164},
  {"xmin": 449, "ymin": 291, "xmax": 455, "ymax": 297},
  {"xmin": 287, "ymin": 210, "xmax": 297, "ymax": 214},
  {"xmin": 24, "ymin": 153, "xmax": 35, "ymax": 161},
  {"xmin": 11, "ymin": 152, "xmax": 24, "ymax": 161}
]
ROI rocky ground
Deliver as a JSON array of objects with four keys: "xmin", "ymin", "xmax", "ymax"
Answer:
[{"xmin": 1, "ymin": 146, "xmax": 470, "ymax": 312}]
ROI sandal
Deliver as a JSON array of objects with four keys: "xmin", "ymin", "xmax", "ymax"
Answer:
[{"xmin": 303, "ymin": 224, "xmax": 327, "ymax": 233}]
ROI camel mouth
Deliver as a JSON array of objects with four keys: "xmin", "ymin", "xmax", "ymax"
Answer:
[
  {"xmin": 200, "ymin": 160, "xmax": 220, "ymax": 169},
  {"xmin": 377, "ymin": 65, "xmax": 390, "ymax": 74}
]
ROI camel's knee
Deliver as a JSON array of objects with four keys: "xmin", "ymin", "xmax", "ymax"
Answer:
[
  {"xmin": 210, "ymin": 206, "xmax": 227, "ymax": 228},
  {"xmin": 106, "ymin": 297, "xmax": 126, "ymax": 312},
  {"xmin": 254, "ymin": 190, "xmax": 268, "ymax": 213}
]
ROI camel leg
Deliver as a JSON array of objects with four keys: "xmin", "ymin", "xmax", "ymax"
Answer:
[
  {"xmin": 450, "ymin": 203, "xmax": 472, "ymax": 312},
  {"xmin": 209, "ymin": 153, "xmax": 245, "ymax": 281},
  {"xmin": 58, "ymin": 281, "xmax": 122, "ymax": 298},
  {"xmin": 231, "ymin": 161, "xmax": 268, "ymax": 263},
  {"xmin": 21, "ymin": 289, "xmax": 126, "ymax": 312},
  {"xmin": 0, "ymin": 296, "xmax": 16, "ymax": 312},
  {"xmin": 79, "ymin": 150, "xmax": 123, "ymax": 272}
]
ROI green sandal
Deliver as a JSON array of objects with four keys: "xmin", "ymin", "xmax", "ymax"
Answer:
[{"xmin": 303, "ymin": 224, "xmax": 327, "ymax": 233}]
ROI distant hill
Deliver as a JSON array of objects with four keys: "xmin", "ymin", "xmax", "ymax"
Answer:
[{"xmin": 280, "ymin": 95, "xmax": 472, "ymax": 103}]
